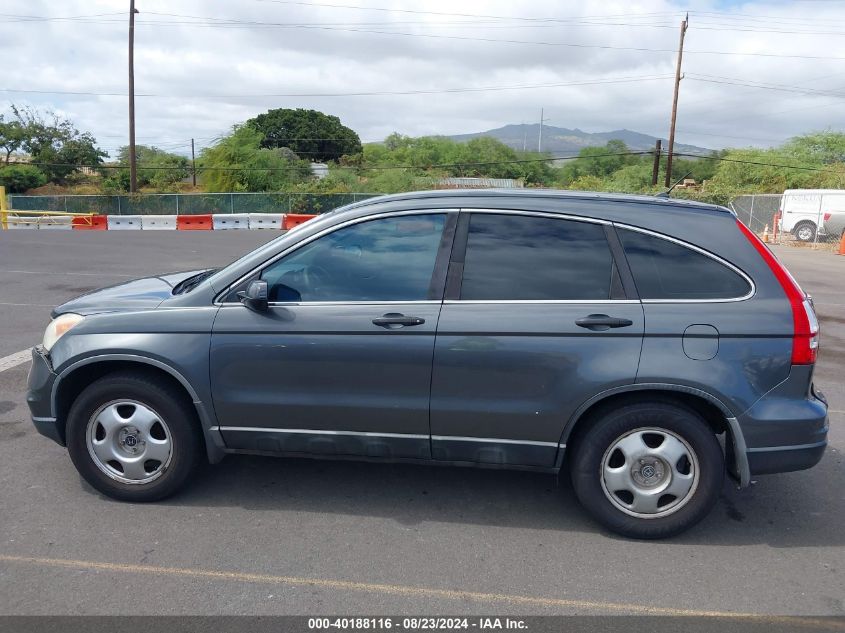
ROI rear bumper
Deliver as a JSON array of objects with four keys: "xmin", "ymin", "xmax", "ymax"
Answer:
[
  {"xmin": 747, "ymin": 440, "xmax": 827, "ymax": 475},
  {"xmin": 25, "ymin": 347, "xmax": 64, "ymax": 446},
  {"xmin": 738, "ymin": 370, "xmax": 828, "ymax": 477}
]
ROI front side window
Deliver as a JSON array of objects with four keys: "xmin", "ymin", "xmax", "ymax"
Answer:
[
  {"xmin": 460, "ymin": 214, "xmax": 614, "ymax": 300},
  {"xmin": 261, "ymin": 214, "xmax": 446, "ymax": 302},
  {"xmin": 618, "ymin": 228, "xmax": 751, "ymax": 300}
]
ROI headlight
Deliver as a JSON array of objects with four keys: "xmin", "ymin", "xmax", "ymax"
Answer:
[{"xmin": 42, "ymin": 313, "xmax": 84, "ymax": 352}]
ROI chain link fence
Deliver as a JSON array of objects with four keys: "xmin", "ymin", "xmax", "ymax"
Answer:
[
  {"xmin": 7, "ymin": 192, "xmax": 382, "ymax": 216},
  {"xmin": 729, "ymin": 193, "xmax": 844, "ymax": 246},
  {"xmin": 7, "ymin": 190, "xmax": 845, "ymax": 247}
]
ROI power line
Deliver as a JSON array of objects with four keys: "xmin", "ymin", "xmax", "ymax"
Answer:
[
  {"xmin": 0, "ymin": 75, "xmax": 672, "ymax": 99},
  {"xmin": 686, "ymin": 74, "xmax": 845, "ymax": 99}
]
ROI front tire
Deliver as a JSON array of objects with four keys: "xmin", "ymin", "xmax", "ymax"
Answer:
[
  {"xmin": 66, "ymin": 372, "xmax": 202, "ymax": 501},
  {"xmin": 570, "ymin": 401, "xmax": 724, "ymax": 539}
]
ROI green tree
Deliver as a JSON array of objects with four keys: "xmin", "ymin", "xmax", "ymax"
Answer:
[
  {"xmin": 559, "ymin": 140, "xmax": 639, "ymax": 184},
  {"xmin": 0, "ymin": 115, "xmax": 26, "ymax": 164},
  {"xmin": 199, "ymin": 125, "xmax": 312, "ymax": 192},
  {"xmin": 8, "ymin": 105, "xmax": 106, "ymax": 183},
  {"xmin": 0, "ymin": 164, "xmax": 47, "ymax": 192},
  {"xmin": 247, "ymin": 108, "xmax": 362, "ymax": 162},
  {"xmin": 104, "ymin": 145, "xmax": 190, "ymax": 191}
]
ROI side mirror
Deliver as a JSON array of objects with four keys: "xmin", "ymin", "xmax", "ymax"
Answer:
[{"xmin": 237, "ymin": 279, "xmax": 269, "ymax": 312}]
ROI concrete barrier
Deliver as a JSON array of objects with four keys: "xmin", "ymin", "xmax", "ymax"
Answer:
[
  {"xmin": 212, "ymin": 213, "xmax": 251, "ymax": 230},
  {"xmin": 107, "ymin": 215, "xmax": 143, "ymax": 230},
  {"xmin": 72, "ymin": 215, "xmax": 108, "ymax": 230},
  {"xmin": 37, "ymin": 215, "xmax": 73, "ymax": 230},
  {"xmin": 141, "ymin": 215, "xmax": 178, "ymax": 230},
  {"xmin": 177, "ymin": 214, "xmax": 213, "ymax": 230},
  {"xmin": 283, "ymin": 213, "xmax": 317, "ymax": 230},
  {"xmin": 4, "ymin": 218, "xmax": 38, "ymax": 229},
  {"xmin": 248, "ymin": 213, "xmax": 285, "ymax": 229}
]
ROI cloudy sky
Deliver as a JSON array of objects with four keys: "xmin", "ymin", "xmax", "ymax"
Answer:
[{"xmin": 2, "ymin": 0, "xmax": 844, "ymax": 158}]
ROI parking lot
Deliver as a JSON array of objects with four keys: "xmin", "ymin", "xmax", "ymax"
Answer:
[{"xmin": 0, "ymin": 231, "xmax": 842, "ymax": 616}]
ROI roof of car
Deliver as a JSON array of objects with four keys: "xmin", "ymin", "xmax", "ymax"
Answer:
[{"xmin": 345, "ymin": 188, "xmax": 730, "ymax": 214}]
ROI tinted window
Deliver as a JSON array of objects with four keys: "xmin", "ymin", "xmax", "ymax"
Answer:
[
  {"xmin": 460, "ymin": 214, "xmax": 614, "ymax": 300},
  {"xmin": 261, "ymin": 214, "xmax": 445, "ymax": 302},
  {"xmin": 618, "ymin": 229, "xmax": 751, "ymax": 300}
]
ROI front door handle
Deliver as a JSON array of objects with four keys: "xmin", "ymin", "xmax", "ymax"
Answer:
[
  {"xmin": 372, "ymin": 313, "xmax": 426, "ymax": 328},
  {"xmin": 575, "ymin": 314, "xmax": 634, "ymax": 331}
]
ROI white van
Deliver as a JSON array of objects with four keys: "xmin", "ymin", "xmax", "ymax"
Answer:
[{"xmin": 779, "ymin": 189, "xmax": 845, "ymax": 241}]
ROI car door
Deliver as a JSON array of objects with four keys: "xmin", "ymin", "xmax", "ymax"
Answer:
[
  {"xmin": 430, "ymin": 210, "xmax": 645, "ymax": 467},
  {"xmin": 211, "ymin": 211, "xmax": 456, "ymax": 459}
]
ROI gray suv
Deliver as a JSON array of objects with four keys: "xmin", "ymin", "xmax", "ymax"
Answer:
[{"xmin": 26, "ymin": 190, "xmax": 828, "ymax": 538}]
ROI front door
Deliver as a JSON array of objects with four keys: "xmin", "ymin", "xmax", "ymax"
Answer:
[
  {"xmin": 211, "ymin": 212, "xmax": 454, "ymax": 459},
  {"xmin": 430, "ymin": 211, "xmax": 645, "ymax": 467}
]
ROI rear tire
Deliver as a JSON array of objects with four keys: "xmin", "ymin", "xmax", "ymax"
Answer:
[
  {"xmin": 794, "ymin": 222, "xmax": 816, "ymax": 242},
  {"xmin": 570, "ymin": 401, "xmax": 724, "ymax": 539},
  {"xmin": 66, "ymin": 372, "xmax": 202, "ymax": 502}
]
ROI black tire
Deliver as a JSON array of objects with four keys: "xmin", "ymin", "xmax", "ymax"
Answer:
[
  {"xmin": 66, "ymin": 371, "xmax": 202, "ymax": 502},
  {"xmin": 570, "ymin": 400, "xmax": 724, "ymax": 539},
  {"xmin": 794, "ymin": 221, "xmax": 817, "ymax": 242}
]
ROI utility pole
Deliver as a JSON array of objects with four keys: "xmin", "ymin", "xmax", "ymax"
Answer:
[
  {"xmin": 651, "ymin": 139, "xmax": 662, "ymax": 186},
  {"xmin": 538, "ymin": 108, "xmax": 550, "ymax": 152},
  {"xmin": 191, "ymin": 138, "xmax": 197, "ymax": 187},
  {"xmin": 664, "ymin": 13, "xmax": 688, "ymax": 187},
  {"xmin": 522, "ymin": 123, "xmax": 527, "ymax": 152},
  {"xmin": 128, "ymin": 0, "xmax": 139, "ymax": 193}
]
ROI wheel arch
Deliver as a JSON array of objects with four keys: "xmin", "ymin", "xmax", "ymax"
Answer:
[
  {"xmin": 559, "ymin": 384, "xmax": 750, "ymax": 487},
  {"xmin": 52, "ymin": 355, "xmax": 225, "ymax": 463}
]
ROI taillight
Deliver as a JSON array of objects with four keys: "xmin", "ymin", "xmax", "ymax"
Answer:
[
  {"xmin": 736, "ymin": 220, "xmax": 819, "ymax": 365},
  {"xmin": 824, "ymin": 212, "xmax": 832, "ymax": 222}
]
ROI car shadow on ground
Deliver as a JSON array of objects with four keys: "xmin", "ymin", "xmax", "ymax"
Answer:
[{"xmin": 144, "ymin": 448, "xmax": 845, "ymax": 548}]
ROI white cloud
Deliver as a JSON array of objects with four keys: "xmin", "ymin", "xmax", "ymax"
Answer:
[{"xmin": 2, "ymin": 0, "xmax": 844, "ymax": 157}]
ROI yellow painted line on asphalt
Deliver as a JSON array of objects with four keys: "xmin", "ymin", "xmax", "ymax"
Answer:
[{"xmin": 0, "ymin": 554, "xmax": 840, "ymax": 627}]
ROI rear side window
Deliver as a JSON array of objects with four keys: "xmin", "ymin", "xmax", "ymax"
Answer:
[
  {"xmin": 460, "ymin": 214, "xmax": 614, "ymax": 300},
  {"xmin": 618, "ymin": 228, "xmax": 751, "ymax": 300}
]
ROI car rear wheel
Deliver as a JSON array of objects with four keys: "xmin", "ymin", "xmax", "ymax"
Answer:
[
  {"xmin": 570, "ymin": 401, "xmax": 724, "ymax": 539},
  {"xmin": 794, "ymin": 222, "xmax": 816, "ymax": 242},
  {"xmin": 66, "ymin": 372, "xmax": 202, "ymax": 501}
]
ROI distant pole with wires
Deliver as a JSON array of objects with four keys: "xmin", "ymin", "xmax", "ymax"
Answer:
[
  {"xmin": 664, "ymin": 13, "xmax": 688, "ymax": 187},
  {"xmin": 128, "ymin": 0, "xmax": 139, "ymax": 193},
  {"xmin": 538, "ymin": 108, "xmax": 550, "ymax": 152},
  {"xmin": 191, "ymin": 138, "xmax": 197, "ymax": 187}
]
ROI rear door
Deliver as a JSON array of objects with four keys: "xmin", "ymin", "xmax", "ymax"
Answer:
[{"xmin": 430, "ymin": 210, "xmax": 645, "ymax": 467}]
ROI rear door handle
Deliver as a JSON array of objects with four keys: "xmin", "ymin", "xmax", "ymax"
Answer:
[
  {"xmin": 575, "ymin": 314, "xmax": 634, "ymax": 331},
  {"xmin": 372, "ymin": 313, "xmax": 426, "ymax": 328}
]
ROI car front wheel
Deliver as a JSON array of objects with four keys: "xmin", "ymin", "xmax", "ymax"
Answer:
[
  {"xmin": 66, "ymin": 372, "xmax": 202, "ymax": 501},
  {"xmin": 570, "ymin": 401, "xmax": 724, "ymax": 539}
]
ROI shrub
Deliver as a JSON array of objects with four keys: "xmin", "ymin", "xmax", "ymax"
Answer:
[{"xmin": 0, "ymin": 164, "xmax": 47, "ymax": 192}]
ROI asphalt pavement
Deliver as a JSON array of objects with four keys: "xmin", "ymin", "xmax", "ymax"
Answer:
[{"xmin": 0, "ymin": 231, "xmax": 842, "ymax": 616}]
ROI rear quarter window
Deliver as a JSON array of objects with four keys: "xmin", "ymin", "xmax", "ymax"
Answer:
[{"xmin": 618, "ymin": 228, "xmax": 752, "ymax": 300}]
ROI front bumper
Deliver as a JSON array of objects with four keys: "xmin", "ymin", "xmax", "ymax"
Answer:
[{"xmin": 26, "ymin": 347, "xmax": 64, "ymax": 446}]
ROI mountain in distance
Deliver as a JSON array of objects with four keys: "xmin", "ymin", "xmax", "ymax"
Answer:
[{"xmin": 448, "ymin": 123, "xmax": 710, "ymax": 155}]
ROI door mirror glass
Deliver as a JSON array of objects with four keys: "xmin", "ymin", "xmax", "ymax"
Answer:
[{"xmin": 237, "ymin": 279, "xmax": 269, "ymax": 312}]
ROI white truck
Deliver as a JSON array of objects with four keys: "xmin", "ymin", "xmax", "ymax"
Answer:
[{"xmin": 779, "ymin": 189, "xmax": 845, "ymax": 241}]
